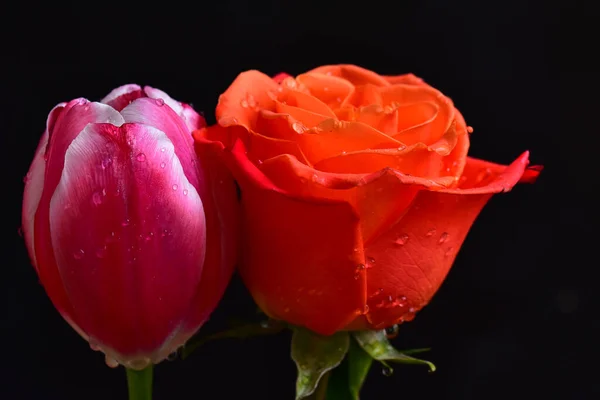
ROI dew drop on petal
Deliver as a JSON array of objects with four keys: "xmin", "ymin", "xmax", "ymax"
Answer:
[
  {"xmin": 155, "ymin": 98, "xmax": 165, "ymax": 106},
  {"xmin": 136, "ymin": 153, "xmax": 146, "ymax": 162},
  {"xmin": 182, "ymin": 189, "xmax": 188, "ymax": 196},
  {"xmin": 382, "ymin": 366, "xmax": 393, "ymax": 377},
  {"xmin": 160, "ymin": 162, "xmax": 166, "ymax": 168},
  {"xmin": 395, "ymin": 233, "xmax": 409, "ymax": 246},
  {"xmin": 172, "ymin": 184, "xmax": 178, "ymax": 191},
  {"xmin": 160, "ymin": 147, "xmax": 166, "ymax": 153},
  {"xmin": 73, "ymin": 249, "xmax": 85, "ymax": 259},
  {"xmin": 438, "ymin": 232, "xmax": 449, "ymax": 244},
  {"xmin": 425, "ymin": 228, "xmax": 436, "ymax": 237}
]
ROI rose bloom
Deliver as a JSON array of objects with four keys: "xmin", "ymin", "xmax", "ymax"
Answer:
[
  {"xmin": 22, "ymin": 85, "xmax": 239, "ymax": 368},
  {"xmin": 194, "ymin": 65, "xmax": 541, "ymax": 335}
]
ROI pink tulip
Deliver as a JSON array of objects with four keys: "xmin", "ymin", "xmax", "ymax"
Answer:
[{"xmin": 22, "ymin": 84, "xmax": 239, "ymax": 369}]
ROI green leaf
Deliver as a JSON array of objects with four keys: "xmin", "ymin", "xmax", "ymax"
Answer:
[
  {"xmin": 326, "ymin": 337, "xmax": 373, "ymax": 400},
  {"xmin": 291, "ymin": 328, "xmax": 350, "ymax": 400},
  {"xmin": 181, "ymin": 319, "xmax": 286, "ymax": 359},
  {"xmin": 353, "ymin": 330, "xmax": 436, "ymax": 373}
]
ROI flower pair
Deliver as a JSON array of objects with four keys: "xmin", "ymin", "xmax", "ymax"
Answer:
[{"xmin": 22, "ymin": 65, "xmax": 540, "ymax": 370}]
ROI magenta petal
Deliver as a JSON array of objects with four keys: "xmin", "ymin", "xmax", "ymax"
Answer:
[
  {"xmin": 121, "ymin": 97, "xmax": 200, "ymax": 190},
  {"xmin": 101, "ymin": 84, "xmax": 144, "ymax": 111},
  {"xmin": 48, "ymin": 122, "xmax": 206, "ymax": 363},
  {"xmin": 143, "ymin": 86, "xmax": 205, "ymax": 131},
  {"xmin": 22, "ymin": 130, "xmax": 49, "ymax": 268}
]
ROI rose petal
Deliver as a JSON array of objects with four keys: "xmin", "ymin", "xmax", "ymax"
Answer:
[
  {"xmin": 307, "ymin": 65, "xmax": 391, "ymax": 87},
  {"xmin": 101, "ymin": 84, "xmax": 144, "ymax": 111},
  {"xmin": 202, "ymin": 137, "xmax": 366, "ymax": 335},
  {"xmin": 49, "ymin": 122, "xmax": 206, "ymax": 361},
  {"xmin": 342, "ymin": 84, "xmax": 383, "ymax": 108},
  {"xmin": 380, "ymin": 84, "xmax": 454, "ymax": 146},
  {"xmin": 382, "ymin": 73, "xmax": 426, "ymax": 86},
  {"xmin": 361, "ymin": 151, "xmax": 539, "ymax": 329},
  {"xmin": 215, "ymin": 70, "xmax": 279, "ymax": 130},
  {"xmin": 274, "ymin": 90, "xmax": 336, "ymax": 127},
  {"xmin": 296, "ymin": 72, "xmax": 355, "ymax": 107},
  {"xmin": 314, "ymin": 119, "xmax": 467, "ymax": 178},
  {"xmin": 259, "ymin": 154, "xmax": 447, "ymax": 244}
]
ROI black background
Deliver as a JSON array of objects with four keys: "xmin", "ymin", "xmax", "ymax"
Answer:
[{"xmin": 2, "ymin": 0, "xmax": 598, "ymax": 399}]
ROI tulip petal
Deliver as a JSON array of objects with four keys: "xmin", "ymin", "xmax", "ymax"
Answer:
[
  {"xmin": 48, "ymin": 122, "xmax": 206, "ymax": 361},
  {"xmin": 33, "ymin": 100, "xmax": 125, "ymax": 325},
  {"xmin": 22, "ymin": 130, "xmax": 49, "ymax": 268},
  {"xmin": 121, "ymin": 97, "xmax": 200, "ymax": 191},
  {"xmin": 142, "ymin": 86, "xmax": 205, "ymax": 132},
  {"xmin": 362, "ymin": 151, "xmax": 540, "ymax": 329},
  {"xmin": 101, "ymin": 84, "xmax": 144, "ymax": 111},
  {"xmin": 201, "ymin": 137, "xmax": 367, "ymax": 335}
]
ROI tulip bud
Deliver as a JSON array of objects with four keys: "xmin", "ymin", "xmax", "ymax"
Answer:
[{"xmin": 22, "ymin": 84, "xmax": 239, "ymax": 369}]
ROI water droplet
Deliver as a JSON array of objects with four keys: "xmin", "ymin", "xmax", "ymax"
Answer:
[
  {"xmin": 136, "ymin": 153, "xmax": 146, "ymax": 162},
  {"xmin": 145, "ymin": 232, "xmax": 154, "ymax": 241},
  {"xmin": 161, "ymin": 229, "xmax": 169, "ymax": 237},
  {"xmin": 155, "ymin": 98, "xmax": 165, "ymax": 106},
  {"xmin": 425, "ymin": 228, "xmax": 436, "ymax": 237},
  {"xmin": 341, "ymin": 150, "xmax": 347, "ymax": 155},
  {"xmin": 247, "ymin": 94, "xmax": 257, "ymax": 107},
  {"xmin": 408, "ymin": 307, "xmax": 416, "ymax": 313},
  {"xmin": 444, "ymin": 247, "xmax": 454, "ymax": 258},
  {"xmin": 172, "ymin": 184, "xmax": 178, "ymax": 191},
  {"xmin": 101, "ymin": 157, "xmax": 112, "ymax": 169},
  {"xmin": 122, "ymin": 218, "xmax": 130, "ymax": 227},
  {"xmin": 78, "ymin": 98, "xmax": 88, "ymax": 105},
  {"xmin": 89, "ymin": 342, "xmax": 100, "ymax": 351},
  {"xmin": 73, "ymin": 249, "xmax": 85, "ymax": 259},
  {"xmin": 476, "ymin": 168, "xmax": 492, "ymax": 182},
  {"xmin": 366, "ymin": 256, "xmax": 376, "ymax": 265},
  {"xmin": 160, "ymin": 147, "xmax": 166, "ymax": 152},
  {"xmin": 385, "ymin": 324, "xmax": 399, "ymax": 339},
  {"xmin": 382, "ymin": 365, "xmax": 393, "ymax": 377},
  {"xmin": 167, "ymin": 350, "xmax": 178, "ymax": 361},
  {"xmin": 96, "ymin": 245, "xmax": 107, "ymax": 258},
  {"xmin": 257, "ymin": 159, "xmax": 264, "ymax": 165},
  {"xmin": 397, "ymin": 144, "xmax": 407, "ymax": 151},
  {"xmin": 160, "ymin": 162, "xmax": 166, "ymax": 168},
  {"xmin": 105, "ymin": 355, "xmax": 119, "ymax": 368},
  {"xmin": 438, "ymin": 232, "xmax": 449, "ymax": 244},
  {"xmin": 182, "ymin": 189, "xmax": 188, "ymax": 196},
  {"xmin": 395, "ymin": 233, "xmax": 409, "ymax": 246},
  {"xmin": 240, "ymin": 99, "xmax": 249, "ymax": 108},
  {"xmin": 92, "ymin": 191, "xmax": 103, "ymax": 206},
  {"xmin": 467, "ymin": 126, "xmax": 474, "ymax": 134},
  {"xmin": 292, "ymin": 121, "xmax": 306, "ymax": 133}
]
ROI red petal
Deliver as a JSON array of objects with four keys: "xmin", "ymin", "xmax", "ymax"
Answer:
[
  {"xmin": 201, "ymin": 137, "xmax": 367, "ymax": 335},
  {"xmin": 48, "ymin": 123, "xmax": 206, "ymax": 362},
  {"xmin": 362, "ymin": 151, "xmax": 540, "ymax": 329},
  {"xmin": 101, "ymin": 84, "xmax": 144, "ymax": 111}
]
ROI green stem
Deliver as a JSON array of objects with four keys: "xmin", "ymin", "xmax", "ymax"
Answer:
[{"xmin": 126, "ymin": 365, "xmax": 153, "ymax": 400}]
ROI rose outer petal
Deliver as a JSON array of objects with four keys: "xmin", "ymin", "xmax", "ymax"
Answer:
[
  {"xmin": 196, "ymin": 134, "xmax": 367, "ymax": 335},
  {"xmin": 358, "ymin": 151, "xmax": 540, "ymax": 329},
  {"xmin": 48, "ymin": 123, "xmax": 206, "ymax": 362}
]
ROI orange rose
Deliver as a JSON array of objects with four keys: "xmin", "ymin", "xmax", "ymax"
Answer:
[{"xmin": 194, "ymin": 64, "xmax": 541, "ymax": 335}]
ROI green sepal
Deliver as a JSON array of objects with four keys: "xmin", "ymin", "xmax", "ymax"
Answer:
[
  {"xmin": 291, "ymin": 327, "xmax": 350, "ymax": 400},
  {"xmin": 181, "ymin": 319, "xmax": 286, "ymax": 359},
  {"xmin": 326, "ymin": 337, "xmax": 373, "ymax": 400},
  {"xmin": 353, "ymin": 330, "xmax": 436, "ymax": 373}
]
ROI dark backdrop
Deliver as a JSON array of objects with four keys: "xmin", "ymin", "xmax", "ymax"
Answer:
[{"xmin": 2, "ymin": 0, "xmax": 598, "ymax": 399}]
